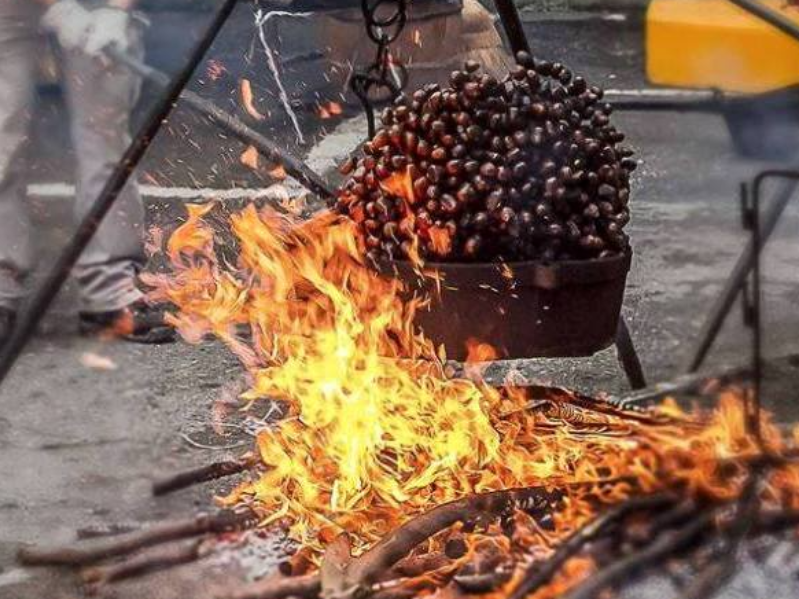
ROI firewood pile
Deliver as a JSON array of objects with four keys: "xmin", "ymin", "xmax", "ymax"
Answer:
[{"xmin": 16, "ymin": 386, "xmax": 799, "ymax": 599}]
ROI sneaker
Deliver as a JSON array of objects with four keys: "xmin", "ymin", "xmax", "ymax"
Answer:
[
  {"xmin": 79, "ymin": 300, "xmax": 176, "ymax": 344},
  {"xmin": 0, "ymin": 308, "xmax": 15, "ymax": 350}
]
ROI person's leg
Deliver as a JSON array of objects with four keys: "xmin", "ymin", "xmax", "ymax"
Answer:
[
  {"xmin": 60, "ymin": 18, "xmax": 146, "ymax": 314},
  {"xmin": 0, "ymin": 1, "xmax": 38, "ymax": 315}
]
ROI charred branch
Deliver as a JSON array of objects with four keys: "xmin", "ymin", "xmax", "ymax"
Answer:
[
  {"xmin": 562, "ymin": 508, "xmax": 715, "ymax": 599},
  {"xmin": 508, "ymin": 494, "xmax": 676, "ymax": 599},
  {"xmin": 152, "ymin": 456, "xmax": 257, "ymax": 496},
  {"xmin": 81, "ymin": 539, "xmax": 204, "ymax": 589},
  {"xmin": 17, "ymin": 510, "xmax": 258, "ymax": 567},
  {"xmin": 328, "ymin": 486, "xmax": 564, "ymax": 599},
  {"xmin": 610, "ymin": 365, "xmax": 749, "ymax": 409},
  {"xmin": 454, "ymin": 568, "xmax": 513, "ymax": 594},
  {"xmin": 512, "ymin": 387, "xmax": 687, "ymax": 427},
  {"xmin": 383, "ymin": 551, "xmax": 452, "ymax": 580},
  {"xmin": 222, "ymin": 573, "xmax": 321, "ymax": 599},
  {"xmin": 76, "ymin": 522, "xmax": 144, "ymax": 540}
]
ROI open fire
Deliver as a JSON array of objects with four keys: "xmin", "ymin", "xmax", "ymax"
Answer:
[{"xmin": 135, "ymin": 202, "xmax": 799, "ymax": 598}]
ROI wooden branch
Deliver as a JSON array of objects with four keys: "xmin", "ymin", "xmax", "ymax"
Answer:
[
  {"xmin": 371, "ymin": 573, "xmax": 443, "ymax": 599},
  {"xmin": 81, "ymin": 539, "xmax": 203, "ymax": 588},
  {"xmin": 513, "ymin": 387, "xmax": 687, "ymax": 427},
  {"xmin": 77, "ymin": 522, "xmax": 144, "ymax": 540},
  {"xmin": 752, "ymin": 509, "xmax": 799, "ymax": 535},
  {"xmin": 675, "ymin": 554, "xmax": 736, "ymax": 599},
  {"xmin": 623, "ymin": 500, "xmax": 698, "ymax": 546},
  {"xmin": 454, "ymin": 568, "xmax": 513, "ymax": 594},
  {"xmin": 323, "ymin": 485, "xmax": 564, "ymax": 599},
  {"xmin": 562, "ymin": 508, "xmax": 715, "ymax": 599},
  {"xmin": 220, "ymin": 573, "xmax": 321, "ymax": 599},
  {"xmin": 153, "ymin": 456, "xmax": 257, "ymax": 496},
  {"xmin": 17, "ymin": 510, "xmax": 258, "ymax": 567},
  {"xmin": 609, "ymin": 365, "xmax": 749, "ymax": 409},
  {"xmin": 382, "ymin": 551, "xmax": 451, "ymax": 581},
  {"xmin": 508, "ymin": 494, "xmax": 676, "ymax": 599},
  {"xmin": 219, "ymin": 551, "xmax": 457, "ymax": 599}
]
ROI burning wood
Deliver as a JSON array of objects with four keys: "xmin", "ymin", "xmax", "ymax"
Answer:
[
  {"xmin": 152, "ymin": 455, "xmax": 258, "ymax": 496},
  {"xmin": 122, "ymin": 197, "xmax": 799, "ymax": 599},
  {"xmin": 81, "ymin": 539, "xmax": 205, "ymax": 589}
]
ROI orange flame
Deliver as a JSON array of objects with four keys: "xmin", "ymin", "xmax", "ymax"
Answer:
[
  {"xmin": 150, "ymin": 205, "xmax": 799, "ymax": 558},
  {"xmin": 380, "ymin": 167, "xmax": 416, "ymax": 205}
]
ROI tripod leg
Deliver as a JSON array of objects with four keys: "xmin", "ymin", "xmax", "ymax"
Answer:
[
  {"xmin": 685, "ymin": 178, "xmax": 798, "ymax": 373},
  {"xmin": 616, "ymin": 317, "xmax": 647, "ymax": 390}
]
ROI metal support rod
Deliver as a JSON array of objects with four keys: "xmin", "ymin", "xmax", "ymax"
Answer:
[
  {"xmin": 108, "ymin": 48, "xmax": 336, "ymax": 201},
  {"xmin": 0, "ymin": 0, "xmax": 240, "ymax": 386},
  {"xmin": 492, "ymin": 0, "xmax": 531, "ymax": 56},
  {"xmin": 609, "ymin": 364, "xmax": 749, "ymax": 409},
  {"xmin": 729, "ymin": 0, "xmax": 799, "ymax": 43},
  {"xmin": 609, "ymin": 98, "xmax": 722, "ymax": 113},
  {"xmin": 607, "ymin": 89, "xmax": 725, "ymax": 113},
  {"xmin": 747, "ymin": 170, "xmax": 799, "ymax": 440},
  {"xmin": 685, "ymin": 176, "xmax": 799, "ymax": 372},
  {"xmin": 615, "ymin": 317, "xmax": 647, "ymax": 390},
  {"xmin": 748, "ymin": 181, "xmax": 762, "ymax": 442}
]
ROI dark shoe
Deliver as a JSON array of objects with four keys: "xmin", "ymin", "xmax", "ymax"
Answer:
[
  {"xmin": 79, "ymin": 300, "xmax": 176, "ymax": 344},
  {"xmin": 0, "ymin": 308, "xmax": 15, "ymax": 350}
]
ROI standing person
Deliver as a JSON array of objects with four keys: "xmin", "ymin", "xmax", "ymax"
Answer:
[{"xmin": 0, "ymin": 0, "xmax": 174, "ymax": 348}]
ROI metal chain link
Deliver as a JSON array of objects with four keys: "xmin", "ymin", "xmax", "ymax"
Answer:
[{"xmin": 350, "ymin": 0, "xmax": 410, "ymax": 138}]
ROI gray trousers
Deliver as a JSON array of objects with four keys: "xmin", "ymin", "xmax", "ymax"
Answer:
[{"xmin": 0, "ymin": 0, "xmax": 145, "ymax": 313}]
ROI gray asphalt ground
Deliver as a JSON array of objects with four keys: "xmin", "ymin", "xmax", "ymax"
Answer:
[{"xmin": 2, "ymin": 6, "xmax": 799, "ymax": 598}]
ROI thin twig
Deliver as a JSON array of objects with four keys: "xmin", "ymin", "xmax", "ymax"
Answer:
[
  {"xmin": 152, "ymin": 456, "xmax": 258, "ymax": 496},
  {"xmin": 76, "ymin": 522, "xmax": 144, "ymax": 540},
  {"xmin": 674, "ymin": 472, "xmax": 761, "ymax": 599},
  {"xmin": 221, "ymin": 573, "xmax": 321, "ymax": 599},
  {"xmin": 609, "ymin": 365, "xmax": 749, "ymax": 409},
  {"xmin": 508, "ymin": 494, "xmax": 676, "ymax": 599},
  {"xmin": 81, "ymin": 539, "xmax": 204, "ymax": 588},
  {"xmin": 562, "ymin": 508, "xmax": 715, "ymax": 599},
  {"xmin": 454, "ymin": 567, "xmax": 514, "ymax": 593}
]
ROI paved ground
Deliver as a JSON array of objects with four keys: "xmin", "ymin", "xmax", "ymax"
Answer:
[{"xmin": 2, "ymin": 6, "xmax": 799, "ymax": 598}]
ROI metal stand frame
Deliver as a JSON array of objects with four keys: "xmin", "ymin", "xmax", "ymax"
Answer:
[
  {"xmin": 686, "ymin": 176, "xmax": 799, "ymax": 372},
  {"xmin": 0, "ymin": 0, "xmax": 244, "ymax": 385},
  {"xmin": 615, "ymin": 317, "xmax": 647, "ymax": 389},
  {"xmin": 687, "ymin": 171, "xmax": 799, "ymax": 383}
]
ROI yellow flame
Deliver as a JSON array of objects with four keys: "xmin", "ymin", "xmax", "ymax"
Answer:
[{"xmin": 148, "ymin": 204, "xmax": 799, "ymax": 557}]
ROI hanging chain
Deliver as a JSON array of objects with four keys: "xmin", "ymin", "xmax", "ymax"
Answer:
[{"xmin": 350, "ymin": 0, "xmax": 410, "ymax": 138}]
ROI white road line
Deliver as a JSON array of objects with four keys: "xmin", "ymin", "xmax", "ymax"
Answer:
[
  {"xmin": 0, "ymin": 567, "xmax": 33, "ymax": 588},
  {"xmin": 27, "ymin": 183, "xmax": 291, "ymax": 202},
  {"xmin": 605, "ymin": 88, "xmax": 719, "ymax": 98}
]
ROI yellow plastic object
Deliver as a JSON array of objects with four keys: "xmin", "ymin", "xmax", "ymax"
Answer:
[{"xmin": 647, "ymin": 0, "xmax": 799, "ymax": 93}]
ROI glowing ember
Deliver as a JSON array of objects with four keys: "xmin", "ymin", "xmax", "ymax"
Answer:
[
  {"xmin": 269, "ymin": 164, "xmax": 288, "ymax": 181},
  {"xmin": 240, "ymin": 145, "xmax": 260, "ymax": 171},
  {"xmin": 146, "ymin": 205, "xmax": 799, "ymax": 560}
]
